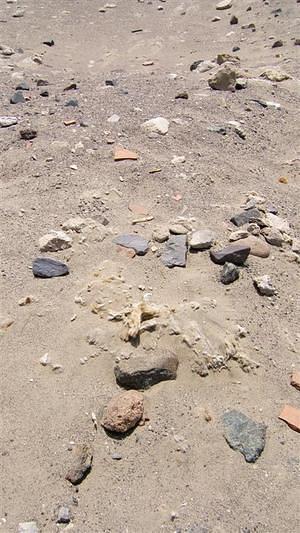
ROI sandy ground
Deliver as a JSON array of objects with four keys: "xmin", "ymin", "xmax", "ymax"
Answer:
[{"xmin": 0, "ymin": 0, "xmax": 300, "ymax": 532}]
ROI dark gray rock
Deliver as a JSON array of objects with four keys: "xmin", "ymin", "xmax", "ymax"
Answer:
[
  {"xmin": 220, "ymin": 262, "xmax": 239, "ymax": 284},
  {"xmin": 40, "ymin": 90, "xmax": 49, "ymax": 97},
  {"xmin": 16, "ymin": 81, "xmax": 30, "ymax": 91},
  {"xmin": 63, "ymin": 83, "xmax": 77, "ymax": 91},
  {"xmin": 230, "ymin": 15, "xmax": 238, "ymax": 24},
  {"xmin": 222, "ymin": 409, "xmax": 266, "ymax": 462},
  {"xmin": 10, "ymin": 91, "xmax": 25, "ymax": 104},
  {"xmin": 43, "ymin": 39, "xmax": 54, "ymax": 46},
  {"xmin": 114, "ymin": 352, "xmax": 179, "ymax": 390},
  {"xmin": 272, "ymin": 40, "xmax": 283, "ymax": 48},
  {"xmin": 32, "ymin": 257, "xmax": 69, "ymax": 278},
  {"xmin": 65, "ymin": 99, "xmax": 79, "ymax": 107},
  {"xmin": 65, "ymin": 443, "xmax": 93, "ymax": 485},
  {"xmin": 20, "ymin": 129, "xmax": 37, "ymax": 140},
  {"xmin": 56, "ymin": 506, "xmax": 70, "ymax": 524},
  {"xmin": 230, "ymin": 207, "xmax": 263, "ymax": 227},
  {"xmin": 161, "ymin": 235, "xmax": 187, "ymax": 267},
  {"xmin": 36, "ymin": 79, "xmax": 49, "ymax": 87},
  {"xmin": 210, "ymin": 243, "xmax": 250, "ymax": 266},
  {"xmin": 113, "ymin": 234, "xmax": 149, "ymax": 255}
]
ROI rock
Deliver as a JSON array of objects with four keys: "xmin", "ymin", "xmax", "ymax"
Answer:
[
  {"xmin": 175, "ymin": 91, "xmax": 188, "ymax": 99},
  {"xmin": 236, "ymin": 236, "xmax": 270, "ymax": 258},
  {"xmin": 216, "ymin": 0, "xmax": 232, "ymax": 10},
  {"xmin": 291, "ymin": 371, "xmax": 300, "ymax": 391},
  {"xmin": 190, "ymin": 229, "xmax": 215, "ymax": 250},
  {"xmin": 235, "ymin": 78, "xmax": 247, "ymax": 90},
  {"xmin": 101, "ymin": 390, "xmax": 144, "ymax": 433},
  {"xmin": 210, "ymin": 243, "xmax": 250, "ymax": 266},
  {"xmin": 43, "ymin": 39, "xmax": 54, "ymax": 47},
  {"xmin": 171, "ymin": 155, "xmax": 186, "ymax": 164},
  {"xmin": 65, "ymin": 443, "xmax": 93, "ymax": 485},
  {"xmin": 12, "ymin": 8, "xmax": 25, "ymax": 17},
  {"xmin": 265, "ymin": 213, "xmax": 290, "ymax": 234},
  {"xmin": 10, "ymin": 91, "xmax": 25, "ymax": 104},
  {"xmin": 114, "ymin": 146, "xmax": 138, "ymax": 161},
  {"xmin": 32, "ymin": 257, "xmax": 69, "ymax": 278},
  {"xmin": 278, "ymin": 405, "xmax": 300, "ymax": 433},
  {"xmin": 222, "ymin": 410, "xmax": 267, "ymax": 462},
  {"xmin": 57, "ymin": 507, "xmax": 71, "ymax": 524},
  {"xmin": 251, "ymin": 99, "xmax": 281, "ymax": 110},
  {"xmin": 1, "ymin": 45, "xmax": 15, "ymax": 56},
  {"xmin": 18, "ymin": 523, "xmax": 39, "ymax": 533},
  {"xmin": 216, "ymin": 53, "xmax": 239, "ymax": 65},
  {"xmin": 16, "ymin": 81, "xmax": 30, "ymax": 91},
  {"xmin": 39, "ymin": 230, "xmax": 72, "ymax": 252},
  {"xmin": 161, "ymin": 234, "xmax": 187, "ymax": 267},
  {"xmin": 211, "ymin": 16, "xmax": 221, "ymax": 22},
  {"xmin": 20, "ymin": 128, "xmax": 37, "ymax": 140},
  {"xmin": 253, "ymin": 275, "xmax": 276, "ymax": 296},
  {"xmin": 40, "ymin": 90, "xmax": 49, "ymax": 97},
  {"xmin": 152, "ymin": 227, "xmax": 169, "ymax": 243},
  {"xmin": 113, "ymin": 234, "xmax": 149, "ymax": 255},
  {"xmin": 260, "ymin": 69, "xmax": 290, "ymax": 82},
  {"xmin": 229, "ymin": 230, "xmax": 249, "ymax": 241},
  {"xmin": 220, "ymin": 263, "xmax": 239, "ymax": 284},
  {"xmin": 107, "ymin": 113, "xmax": 120, "ymax": 123},
  {"xmin": 292, "ymin": 238, "xmax": 300, "ymax": 255},
  {"xmin": 191, "ymin": 60, "xmax": 216, "ymax": 73},
  {"xmin": 36, "ymin": 79, "xmax": 49, "ymax": 87},
  {"xmin": 230, "ymin": 15, "xmax": 238, "ymax": 24},
  {"xmin": 141, "ymin": 117, "xmax": 169, "ymax": 135},
  {"xmin": 62, "ymin": 217, "xmax": 87, "ymax": 232},
  {"xmin": 65, "ymin": 98, "xmax": 78, "ymax": 107},
  {"xmin": 169, "ymin": 223, "xmax": 188, "ymax": 235},
  {"xmin": 247, "ymin": 223, "xmax": 261, "ymax": 235},
  {"xmin": 230, "ymin": 207, "xmax": 264, "ymax": 227},
  {"xmin": 208, "ymin": 66, "xmax": 236, "ymax": 91},
  {"xmin": 115, "ymin": 352, "xmax": 179, "ymax": 389},
  {"xmin": 0, "ymin": 116, "xmax": 18, "ymax": 127},
  {"xmin": 272, "ymin": 40, "xmax": 283, "ymax": 48},
  {"xmin": 262, "ymin": 227, "xmax": 283, "ymax": 247}
]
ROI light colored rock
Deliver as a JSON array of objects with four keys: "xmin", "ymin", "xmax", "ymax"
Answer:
[
  {"xmin": 236, "ymin": 235, "xmax": 270, "ymax": 258},
  {"xmin": 107, "ymin": 113, "xmax": 120, "ymax": 123},
  {"xmin": 254, "ymin": 275, "xmax": 276, "ymax": 296},
  {"xmin": 265, "ymin": 213, "xmax": 290, "ymax": 234},
  {"xmin": 216, "ymin": 0, "xmax": 232, "ymax": 10},
  {"xmin": 262, "ymin": 228, "xmax": 283, "ymax": 247},
  {"xmin": 196, "ymin": 60, "xmax": 216, "ymax": 73},
  {"xmin": 141, "ymin": 117, "xmax": 169, "ymax": 135},
  {"xmin": 18, "ymin": 523, "xmax": 39, "ymax": 533},
  {"xmin": 229, "ymin": 230, "xmax": 249, "ymax": 241},
  {"xmin": 39, "ymin": 230, "xmax": 72, "ymax": 252},
  {"xmin": 62, "ymin": 217, "xmax": 87, "ymax": 232},
  {"xmin": 190, "ymin": 229, "xmax": 215, "ymax": 250},
  {"xmin": 169, "ymin": 223, "xmax": 188, "ymax": 235},
  {"xmin": 292, "ymin": 238, "xmax": 300, "ymax": 255},
  {"xmin": 101, "ymin": 390, "xmax": 144, "ymax": 433},
  {"xmin": 171, "ymin": 155, "xmax": 185, "ymax": 164},
  {"xmin": 208, "ymin": 66, "xmax": 236, "ymax": 91},
  {"xmin": 152, "ymin": 227, "xmax": 169, "ymax": 243},
  {"xmin": 0, "ymin": 116, "xmax": 18, "ymax": 127},
  {"xmin": 260, "ymin": 69, "xmax": 290, "ymax": 82}
]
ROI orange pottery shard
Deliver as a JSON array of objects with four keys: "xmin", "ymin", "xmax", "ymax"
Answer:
[
  {"xmin": 114, "ymin": 146, "xmax": 138, "ymax": 161},
  {"xmin": 278, "ymin": 405, "xmax": 300, "ymax": 433}
]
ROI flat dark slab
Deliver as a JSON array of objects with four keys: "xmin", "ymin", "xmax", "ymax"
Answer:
[{"xmin": 32, "ymin": 257, "xmax": 69, "ymax": 278}]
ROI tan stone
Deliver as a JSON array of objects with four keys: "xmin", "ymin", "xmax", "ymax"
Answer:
[
  {"xmin": 101, "ymin": 390, "xmax": 144, "ymax": 433},
  {"xmin": 236, "ymin": 235, "xmax": 270, "ymax": 258}
]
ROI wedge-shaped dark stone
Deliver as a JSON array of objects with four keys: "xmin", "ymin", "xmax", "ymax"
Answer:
[
  {"xmin": 222, "ymin": 410, "xmax": 267, "ymax": 463},
  {"xmin": 210, "ymin": 243, "xmax": 250, "ymax": 265},
  {"xmin": 115, "ymin": 352, "xmax": 179, "ymax": 390},
  {"xmin": 32, "ymin": 257, "xmax": 69, "ymax": 278}
]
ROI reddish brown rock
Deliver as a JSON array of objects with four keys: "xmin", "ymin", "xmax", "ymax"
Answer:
[
  {"xmin": 101, "ymin": 390, "xmax": 144, "ymax": 433},
  {"xmin": 279, "ymin": 405, "xmax": 300, "ymax": 433}
]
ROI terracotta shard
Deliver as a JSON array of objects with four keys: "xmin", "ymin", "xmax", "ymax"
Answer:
[
  {"xmin": 279, "ymin": 405, "xmax": 300, "ymax": 433},
  {"xmin": 114, "ymin": 146, "xmax": 138, "ymax": 161}
]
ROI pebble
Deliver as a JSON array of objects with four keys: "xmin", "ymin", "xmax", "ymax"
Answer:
[
  {"xmin": 107, "ymin": 113, "xmax": 120, "ymax": 123},
  {"xmin": 265, "ymin": 213, "xmax": 290, "ymax": 234},
  {"xmin": 20, "ymin": 129, "xmax": 37, "ymax": 140},
  {"xmin": 230, "ymin": 15, "xmax": 238, "ymax": 24},
  {"xmin": 10, "ymin": 91, "xmax": 25, "ymax": 104},
  {"xmin": 141, "ymin": 117, "xmax": 169, "ymax": 135},
  {"xmin": 171, "ymin": 155, "xmax": 186, "ymax": 165},
  {"xmin": 62, "ymin": 216, "xmax": 87, "ymax": 232},
  {"xmin": 292, "ymin": 238, "xmax": 300, "ymax": 255},
  {"xmin": 254, "ymin": 275, "xmax": 276, "ymax": 296},
  {"xmin": 12, "ymin": 8, "xmax": 25, "ymax": 17},
  {"xmin": 231, "ymin": 207, "xmax": 263, "ymax": 227},
  {"xmin": 113, "ymin": 234, "xmax": 149, "ymax": 255},
  {"xmin": 115, "ymin": 352, "xmax": 179, "ymax": 390},
  {"xmin": 39, "ymin": 230, "xmax": 72, "ymax": 252},
  {"xmin": 260, "ymin": 69, "xmax": 290, "ymax": 82},
  {"xmin": 16, "ymin": 81, "xmax": 30, "ymax": 91},
  {"xmin": 229, "ymin": 230, "xmax": 249, "ymax": 241},
  {"xmin": 0, "ymin": 116, "xmax": 18, "ymax": 127},
  {"xmin": 236, "ymin": 235, "xmax": 270, "ymax": 258},
  {"xmin": 278, "ymin": 405, "xmax": 300, "ymax": 433},
  {"xmin": 216, "ymin": 0, "xmax": 232, "ymax": 10},
  {"xmin": 222, "ymin": 410, "xmax": 267, "ymax": 462},
  {"xmin": 152, "ymin": 227, "xmax": 169, "ymax": 243},
  {"xmin": 161, "ymin": 235, "xmax": 187, "ymax": 268},
  {"xmin": 210, "ymin": 243, "xmax": 250, "ymax": 266},
  {"xmin": 262, "ymin": 227, "xmax": 283, "ymax": 247},
  {"xmin": 208, "ymin": 66, "xmax": 236, "ymax": 91},
  {"xmin": 175, "ymin": 91, "xmax": 188, "ymax": 99},
  {"xmin": 169, "ymin": 223, "xmax": 188, "ymax": 235},
  {"xmin": 112, "ymin": 453, "xmax": 123, "ymax": 460},
  {"xmin": 39, "ymin": 353, "xmax": 50, "ymax": 366},
  {"xmin": 18, "ymin": 523, "xmax": 39, "ymax": 533},
  {"xmin": 101, "ymin": 390, "xmax": 144, "ymax": 433},
  {"xmin": 65, "ymin": 98, "xmax": 78, "ymax": 107},
  {"xmin": 272, "ymin": 40, "xmax": 283, "ymax": 48},
  {"xmin": 32, "ymin": 257, "xmax": 69, "ymax": 278},
  {"xmin": 57, "ymin": 507, "xmax": 71, "ymax": 524},
  {"xmin": 220, "ymin": 263, "xmax": 239, "ymax": 284},
  {"xmin": 65, "ymin": 443, "xmax": 93, "ymax": 485},
  {"xmin": 247, "ymin": 223, "xmax": 260, "ymax": 235},
  {"xmin": 190, "ymin": 60, "xmax": 216, "ymax": 73},
  {"xmin": 190, "ymin": 229, "xmax": 215, "ymax": 250},
  {"xmin": 291, "ymin": 371, "xmax": 300, "ymax": 391}
]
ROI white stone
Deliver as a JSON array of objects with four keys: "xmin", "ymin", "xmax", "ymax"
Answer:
[
  {"xmin": 18, "ymin": 523, "xmax": 39, "ymax": 533},
  {"xmin": 216, "ymin": 0, "xmax": 232, "ymax": 10},
  {"xmin": 0, "ymin": 116, "xmax": 18, "ymax": 127},
  {"xmin": 107, "ymin": 114, "xmax": 120, "ymax": 123},
  {"xmin": 141, "ymin": 117, "xmax": 169, "ymax": 135},
  {"xmin": 39, "ymin": 230, "xmax": 72, "ymax": 252},
  {"xmin": 62, "ymin": 217, "xmax": 87, "ymax": 232},
  {"xmin": 190, "ymin": 229, "xmax": 215, "ymax": 250},
  {"xmin": 254, "ymin": 275, "xmax": 276, "ymax": 296},
  {"xmin": 171, "ymin": 155, "xmax": 185, "ymax": 164}
]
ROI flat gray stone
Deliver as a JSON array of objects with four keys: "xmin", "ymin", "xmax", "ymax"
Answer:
[
  {"xmin": 230, "ymin": 208, "xmax": 263, "ymax": 227},
  {"xmin": 32, "ymin": 257, "xmax": 69, "ymax": 278},
  {"xmin": 113, "ymin": 234, "xmax": 149, "ymax": 255},
  {"xmin": 210, "ymin": 243, "xmax": 250, "ymax": 265},
  {"xmin": 222, "ymin": 410, "xmax": 267, "ymax": 462},
  {"xmin": 161, "ymin": 234, "xmax": 187, "ymax": 267},
  {"xmin": 10, "ymin": 91, "xmax": 25, "ymax": 104},
  {"xmin": 114, "ymin": 352, "xmax": 179, "ymax": 390}
]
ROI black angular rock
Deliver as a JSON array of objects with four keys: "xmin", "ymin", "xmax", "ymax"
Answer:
[
  {"xmin": 230, "ymin": 15, "xmax": 238, "ymax": 24},
  {"xmin": 43, "ymin": 39, "xmax": 54, "ymax": 46},
  {"xmin": 230, "ymin": 207, "xmax": 263, "ymax": 227},
  {"xmin": 36, "ymin": 79, "xmax": 49, "ymax": 87},
  {"xmin": 161, "ymin": 235, "xmax": 187, "ymax": 268},
  {"xmin": 114, "ymin": 352, "xmax": 179, "ymax": 390},
  {"xmin": 63, "ymin": 83, "xmax": 77, "ymax": 91},
  {"xmin": 272, "ymin": 40, "xmax": 283, "ymax": 48},
  {"xmin": 32, "ymin": 257, "xmax": 69, "ymax": 278},
  {"xmin": 220, "ymin": 262, "xmax": 239, "ymax": 284},
  {"xmin": 222, "ymin": 410, "xmax": 267, "ymax": 463},
  {"xmin": 190, "ymin": 59, "xmax": 203, "ymax": 72},
  {"xmin": 210, "ymin": 243, "xmax": 250, "ymax": 266},
  {"xmin": 10, "ymin": 91, "xmax": 25, "ymax": 104},
  {"xmin": 105, "ymin": 79, "xmax": 116, "ymax": 86},
  {"xmin": 20, "ymin": 129, "xmax": 37, "ymax": 140},
  {"xmin": 40, "ymin": 90, "xmax": 49, "ymax": 97}
]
